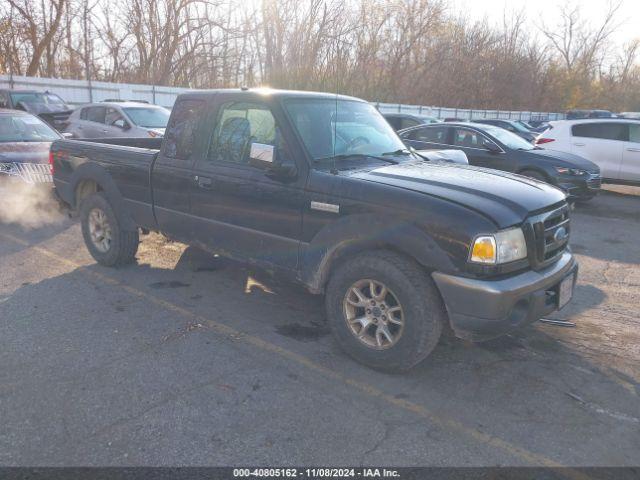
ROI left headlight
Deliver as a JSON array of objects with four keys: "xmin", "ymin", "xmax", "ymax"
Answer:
[
  {"xmin": 470, "ymin": 227, "xmax": 528, "ymax": 265},
  {"xmin": 555, "ymin": 166, "xmax": 587, "ymax": 176}
]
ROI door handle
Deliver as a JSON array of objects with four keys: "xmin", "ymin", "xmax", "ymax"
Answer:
[
  {"xmin": 195, "ymin": 175, "xmax": 213, "ymax": 189},
  {"xmin": 573, "ymin": 142, "xmax": 585, "ymax": 147},
  {"xmin": 627, "ymin": 147, "xmax": 640, "ymax": 153}
]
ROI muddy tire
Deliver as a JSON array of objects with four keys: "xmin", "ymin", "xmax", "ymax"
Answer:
[
  {"xmin": 325, "ymin": 250, "xmax": 445, "ymax": 372},
  {"xmin": 80, "ymin": 193, "xmax": 139, "ymax": 267}
]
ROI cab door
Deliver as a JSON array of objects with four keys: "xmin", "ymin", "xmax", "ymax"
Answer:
[
  {"xmin": 189, "ymin": 97, "xmax": 307, "ymax": 270},
  {"xmin": 621, "ymin": 123, "xmax": 640, "ymax": 182}
]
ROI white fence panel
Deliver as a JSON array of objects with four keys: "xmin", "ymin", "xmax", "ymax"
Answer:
[{"xmin": 1, "ymin": 74, "xmax": 565, "ymax": 120}]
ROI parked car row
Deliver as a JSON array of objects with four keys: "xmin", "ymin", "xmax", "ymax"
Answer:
[
  {"xmin": 0, "ymin": 89, "xmax": 171, "ymax": 140},
  {"xmin": 398, "ymin": 121, "xmax": 601, "ymax": 202}
]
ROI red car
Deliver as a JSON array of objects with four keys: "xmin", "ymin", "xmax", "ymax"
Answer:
[{"xmin": 0, "ymin": 109, "xmax": 63, "ymax": 185}]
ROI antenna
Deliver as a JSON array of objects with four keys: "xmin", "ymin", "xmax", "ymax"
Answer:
[{"xmin": 331, "ymin": 35, "xmax": 340, "ymax": 175}]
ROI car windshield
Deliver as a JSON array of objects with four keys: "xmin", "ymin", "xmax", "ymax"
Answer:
[
  {"xmin": 482, "ymin": 125, "xmax": 534, "ymax": 150},
  {"xmin": 284, "ymin": 99, "xmax": 407, "ymax": 163},
  {"xmin": 0, "ymin": 114, "xmax": 60, "ymax": 142},
  {"xmin": 10, "ymin": 92, "xmax": 66, "ymax": 105},
  {"xmin": 123, "ymin": 107, "xmax": 170, "ymax": 128}
]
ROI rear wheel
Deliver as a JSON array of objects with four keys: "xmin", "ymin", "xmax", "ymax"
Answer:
[
  {"xmin": 80, "ymin": 193, "xmax": 139, "ymax": 266},
  {"xmin": 325, "ymin": 250, "xmax": 445, "ymax": 372}
]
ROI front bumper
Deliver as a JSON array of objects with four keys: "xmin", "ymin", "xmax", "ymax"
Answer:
[
  {"xmin": 557, "ymin": 173, "xmax": 601, "ymax": 201},
  {"xmin": 432, "ymin": 252, "xmax": 578, "ymax": 341}
]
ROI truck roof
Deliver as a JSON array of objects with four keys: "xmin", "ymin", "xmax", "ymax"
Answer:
[{"xmin": 176, "ymin": 87, "xmax": 365, "ymax": 103}]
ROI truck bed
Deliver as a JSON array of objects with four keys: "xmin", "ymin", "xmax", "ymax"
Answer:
[{"xmin": 51, "ymin": 137, "xmax": 162, "ymax": 231}]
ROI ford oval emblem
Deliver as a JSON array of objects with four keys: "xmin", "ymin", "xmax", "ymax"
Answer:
[{"xmin": 554, "ymin": 226, "xmax": 568, "ymax": 243}]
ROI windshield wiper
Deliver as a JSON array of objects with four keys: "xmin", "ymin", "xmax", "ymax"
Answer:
[
  {"xmin": 382, "ymin": 149, "xmax": 412, "ymax": 156},
  {"xmin": 314, "ymin": 153, "xmax": 398, "ymax": 165}
]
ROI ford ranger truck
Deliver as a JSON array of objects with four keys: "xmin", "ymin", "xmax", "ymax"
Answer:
[{"xmin": 51, "ymin": 89, "xmax": 578, "ymax": 372}]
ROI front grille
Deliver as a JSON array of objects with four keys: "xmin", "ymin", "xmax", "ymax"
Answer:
[
  {"xmin": 0, "ymin": 162, "xmax": 52, "ymax": 184},
  {"xmin": 524, "ymin": 203, "xmax": 570, "ymax": 270},
  {"xmin": 587, "ymin": 173, "xmax": 601, "ymax": 189}
]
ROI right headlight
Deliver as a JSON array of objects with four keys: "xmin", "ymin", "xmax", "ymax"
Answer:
[{"xmin": 470, "ymin": 227, "xmax": 527, "ymax": 265}]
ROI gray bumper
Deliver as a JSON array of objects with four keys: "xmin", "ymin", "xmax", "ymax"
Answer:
[{"xmin": 433, "ymin": 252, "xmax": 578, "ymax": 341}]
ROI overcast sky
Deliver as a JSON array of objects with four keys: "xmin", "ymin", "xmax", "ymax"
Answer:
[{"xmin": 452, "ymin": 0, "xmax": 639, "ymax": 47}]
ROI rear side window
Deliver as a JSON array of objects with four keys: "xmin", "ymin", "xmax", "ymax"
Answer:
[
  {"xmin": 628, "ymin": 124, "xmax": 640, "ymax": 143},
  {"xmin": 163, "ymin": 100, "xmax": 205, "ymax": 160},
  {"xmin": 572, "ymin": 123, "xmax": 628, "ymax": 141},
  {"xmin": 85, "ymin": 106, "xmax": 106, "ymax": 123},
  {"xmin": 406, "ymin": 126, "xmax": 449, "ymax": 144}
]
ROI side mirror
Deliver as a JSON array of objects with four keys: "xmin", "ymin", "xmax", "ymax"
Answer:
[
  {"xmin": 113, "ymin": 119, "xmax": 130, "ymax": 130},
  {"xmin": 249, "ymin": 142, "xmax": 297, "ymax": 178}
]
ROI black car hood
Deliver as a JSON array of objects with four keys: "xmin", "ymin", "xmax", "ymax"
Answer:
[
  {"xmin": 350, "ymin": 161, "xmax": 566, "ymax": 228},
  {"xmin": 523, "ymin": 148, "xmax": 600, "ymax": 171},
  {"xmin": 18, "ymin": 102, "xmax": 72, "ymax": 115}
]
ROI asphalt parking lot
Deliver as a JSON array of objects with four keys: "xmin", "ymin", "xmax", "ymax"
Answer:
[{"xmin": 0, "ymin": 185, "xmax": 639, "ymax": 468}]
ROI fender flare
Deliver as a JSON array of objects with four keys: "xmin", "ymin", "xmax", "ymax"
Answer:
[
  {"xmin": 300, "ymin": 213, "xmax": 457, "ymax": 293},
  {"xmin": 68, "ymin": 162, "xmax": 138, "ymax": 231}
]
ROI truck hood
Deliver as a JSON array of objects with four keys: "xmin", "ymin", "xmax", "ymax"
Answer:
[{"xmin": 350, "ymin": 161, "xmax": 566, "ymax": 228}]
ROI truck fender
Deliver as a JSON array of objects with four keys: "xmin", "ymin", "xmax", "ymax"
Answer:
[
  {"xmin": 68, "ymin": 162, "xmax": 138, "ymax": 231},
  {"xmin": 300, "ymin": 213, "xmax": 456, "ymax": 293}
]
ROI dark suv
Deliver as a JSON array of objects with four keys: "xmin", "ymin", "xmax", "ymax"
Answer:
[{"xmin": 0, "ymin": 89, "xmax": 73, "ymax": 131}]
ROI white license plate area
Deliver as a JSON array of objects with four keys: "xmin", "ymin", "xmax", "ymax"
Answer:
[{"xmin": 558, "ymin": 274, "xmax": 574, "ymax": 308}]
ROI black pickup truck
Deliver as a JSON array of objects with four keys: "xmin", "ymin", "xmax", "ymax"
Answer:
[{"xmin": 52, "ymin": 88, "xmax": 578, "ymax": 371}]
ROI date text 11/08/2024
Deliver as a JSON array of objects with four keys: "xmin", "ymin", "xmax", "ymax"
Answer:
[{"xmin": 233, "ymin": 468, "xmax": 400, "ymax": 478}]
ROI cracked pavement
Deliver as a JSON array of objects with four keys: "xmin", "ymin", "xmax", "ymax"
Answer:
[{"xmin": 0, "ymin": 185, "xmax": 638, "ymax": 467}]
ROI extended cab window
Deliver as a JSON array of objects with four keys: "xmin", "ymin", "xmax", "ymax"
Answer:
[
  {"xmin": 163, "ymin": 100, "xmax": 205, "ymax": 160},
  {"xmin": 572, "ymin": 123, "xmax": 628, "ymax": 141},
  {"xmin": 407, "ymin": 126, "xmax": 449, "ymax": 144},
  {"xmin": 209, "ymin": 102, "xmax": 277, "ymax": 165}
]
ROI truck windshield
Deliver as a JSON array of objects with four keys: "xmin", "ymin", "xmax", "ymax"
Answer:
[
  {"xmin": 0, "ymin": 114, "xmax": 60, "ymax": 142},
  {"xmin": 123, "ymin": 107, "xmax": 170, "ymax": 128},
  {"xmin": 284, "ymin": 99, "xmax": 407, "ymax": 162}
]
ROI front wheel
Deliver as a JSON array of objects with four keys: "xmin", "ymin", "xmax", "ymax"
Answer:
[
  {"xmin": 80, "ymin": 193, "xmax": 139, "ymax": 267},
  {"xmin": 325, "ymin": 250, "xmax": 445, "ymax": 372}
]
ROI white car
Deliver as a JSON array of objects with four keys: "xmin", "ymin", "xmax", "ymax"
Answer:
[{"xmin": 537, "ymin": 119, "xmax": 640, "ymax": 184}]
